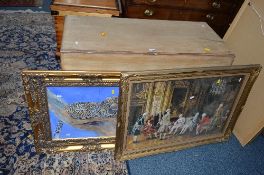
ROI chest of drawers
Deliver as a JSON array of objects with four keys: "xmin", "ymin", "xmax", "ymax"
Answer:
[{"xmin": 121, "ymin": 0, "xmax": 244, "ymax": 37}]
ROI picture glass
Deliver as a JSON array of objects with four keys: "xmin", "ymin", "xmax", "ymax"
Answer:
[
  {"xmin": 46, "ymin": 86, "xmax": 119, "ymax": 140},
  {"xmin": 126, "ymin": 75, "xmax": 244, "ymax": 150}
]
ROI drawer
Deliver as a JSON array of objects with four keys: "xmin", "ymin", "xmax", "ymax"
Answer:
[
  {"xmin": 129, "ymin": 0, "xmax": 237, "ymax": 12},
  {"xmin": 51, "ymin": 0, "xmax": 120, "ymax": 16},
  {"xmin": 125, "ymin": 5, "xmax": 231, "ymax": 37},
  {"xmin": 126, "ymin": 5, "xmax": 231, "ymax": 24}
]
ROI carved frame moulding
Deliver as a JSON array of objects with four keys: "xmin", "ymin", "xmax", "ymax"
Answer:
[
  {"xmin": 22, "ymin": 70, "xmax": 120, "ymax": 153},
  {"xmin": 115, "ymin": 65, "xmax": 261, "ymax": 160}
]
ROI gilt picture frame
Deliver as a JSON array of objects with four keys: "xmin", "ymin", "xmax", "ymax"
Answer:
[
  {"xmin": 115, "ymin": 65, "xmax": 261, "ymax": 160},
  {"xmin": 22, "ymin": 70, "xmax": 120, "ymax": 153}
]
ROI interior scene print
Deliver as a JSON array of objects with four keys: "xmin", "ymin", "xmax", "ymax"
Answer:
[
  {"xmin": 47, "ymin": 86, "xmax": 119, "ymax": 139},
  {"xmin": 127, "ymin": 75, "xmax": 244, "ymax": 150}
]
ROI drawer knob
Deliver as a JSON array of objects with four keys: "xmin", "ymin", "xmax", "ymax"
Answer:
[
  {"xmin": 144, "ymin": 9, "xmax": 154, "ymax": 16},
  {"xmin": 148, "ymin": 0, "xmax": 157, "ymax": 3},
  {"xmin": 206, "ymin": 14, "xmax": 215, "ymax": 20},
  {"xmin": 212, "ymin": 2, "xmax": 221, "ymax": 9}
]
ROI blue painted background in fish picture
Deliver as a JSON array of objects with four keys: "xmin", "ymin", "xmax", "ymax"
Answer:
[{"xmin": 46, "ymin": 87, "xmax": 119, "ymax": 139}]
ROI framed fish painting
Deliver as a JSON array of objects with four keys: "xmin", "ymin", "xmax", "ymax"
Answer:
[
  {"xmin": 22, "ymin": 71, "xmax": 120, "ymax": 153},
  {"xmin": 115, "ymin": 65, "xmax": 261, "ymax": 160}
]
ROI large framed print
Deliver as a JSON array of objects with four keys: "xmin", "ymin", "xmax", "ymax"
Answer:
[
  {"xmin": 115, "ymin": 65, "xmax": 261, "ymax": 160},
  {"xmin": 22, "ymin": 71, "xmax": 120, "ymax": 153}
]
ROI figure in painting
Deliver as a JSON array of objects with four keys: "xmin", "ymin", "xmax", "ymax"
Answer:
[
  {"xmin": 221, "ymin": 110, "xmax": 230, "ymax": 124},
  {"xmin": 169, "ymin": 113, "xmax": 186, "ymax": 135},
  {"xmin": 196, "ymin": 113, "xmax": 211, "ymax": 135},
  {"xmin": 196, "ymin": 103, "xmax": 226, "ymax": 135},
  {"xmin": 131, "ymin": 112, "xmax": 148, "ymax": 143},
  {"xmin": 153, "ymin": 111, "xmax": 162, "ymax": 130},
  {"xmin": 179, "ymin": 112, "xmax": 199, "ymax": 135},
  {"xmin": 143, "ymin": 117, "xmax": 156, "ymax": 139},
  {"xmin": 211, "ymin": 103, "xmax": 224, "ymax": 128},
  {"xmin": 156, "ymin": 109, "xmax": 171, "ymax": 140}
]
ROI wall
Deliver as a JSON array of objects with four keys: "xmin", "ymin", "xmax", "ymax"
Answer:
[{"xmin": 224, "ymin": 0, "xmax": 264, "ymax": 145}]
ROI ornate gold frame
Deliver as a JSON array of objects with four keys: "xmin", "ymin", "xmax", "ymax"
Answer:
[
  {"xmin": 22, "ymin": 70, "xmax": 120, "ymax": 153},
  {"xmin": 115, "ymin": 65, "xmax": 261, "ymax": 160}
]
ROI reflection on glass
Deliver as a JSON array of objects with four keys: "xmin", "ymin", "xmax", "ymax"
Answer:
[{"xmin": 46, "ymin": 86, "xmax": 119, "ymax": 140}]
